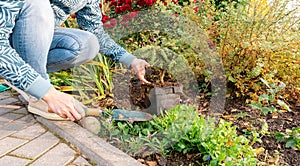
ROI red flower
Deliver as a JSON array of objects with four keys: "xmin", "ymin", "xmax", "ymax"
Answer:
[
  {"xmin": 129, "ymin": 10, "xmax": 138, "ymax": 18},
  {"xmin": 109, "ymin": 0, "xmax": 117, "ymax": 6},
  {"xmin": 138, "ymin": 0, "xmax": 146, "ymax": 6},
  {"xmin": 145, "ymin": 0, "xmax": 153, "ymax": 6},
  {"xmin": 172, "ymin": 0, "xmax": 178, "ymax": 4},
  {"xmin": 208, "ymin": 40, "xmax": 215, "ymax": 49},
  {"xmin": 125, "ymin": 0, "xmax": 131, "ymax": 5},
  {"xmin": 123, "ymin": 4, "xmax": 131, "ymax": 10},
  {"xmin": 110, "ymin": 18, "xmax": 117, "ymax": 27},
  {"xmin": 117, "ymin": 1, "xmax": 123, "ymax": 6},
  {"xmin": 193, "ymin": 6, "xmax": 199, "ymax": 13},
  {"xmin": 115, "ymin": 7, "xmax": 121, "ymax": 13},
  {"xmin": 103, "ymin": 18, "xmax": 116, "ymax": 29},
  {"xmin": 162, "ymin": 1, "xmax": 167, "ymax": 6},
  {"xmin": 70, "ymin": 13, "xmax": 76, "ymax": 18},
  {"xmin": 103, "ymin": 23, "xmax": 113, "ymax": 29},
  {"xmin": 102, "ymin": 15, "xmax": 110, "ymax": 23}
]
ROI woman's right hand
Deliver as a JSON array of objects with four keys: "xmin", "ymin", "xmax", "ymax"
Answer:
[{"xmin": 42, "ymin": 87, "xmax": 85, "ymax": 121}]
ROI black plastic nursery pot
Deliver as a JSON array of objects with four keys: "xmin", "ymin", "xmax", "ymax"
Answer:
[{"xmin": 146, "ymin": 85, "xmax": 182, "ymax": 116}]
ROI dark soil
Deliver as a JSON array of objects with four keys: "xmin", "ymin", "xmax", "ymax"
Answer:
[
  {"xmin": 103, "ymin": 67, "xmax": 300, "ymax": 166},
  {"xmin": 224, "ymin": 99, "xmax": 300, "ymax": 166}
]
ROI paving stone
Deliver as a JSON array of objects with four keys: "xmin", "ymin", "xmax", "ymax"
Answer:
[
  {"xmin": 37, "ymin": 117, "xmax": 143, "ymax": 166},
  {"xmin": 0, "ymin": 113, "xmax": 24, "ymax": 127},
  {"xmin": 1, "ymin": 112, "xmax": 25, "ymax": 122},
  {"xmin": 11, "ymin": 132, "xmax": 59, "ymax": 159},
  {"xmin": 0, "ymin": 93, "xmax": 94, "ymax": 165},
  {"xmin": 13, "ymin": 114, "xmax": 35, "ymax": 125},
  {"xmin": 13, "ymin": 108, "xmax": 28, "ymax": 114},
  {"xmin": 0, "ymin": 91, "xmax": 11, "ymax": 100},
  {"xmin": 0, "ymin": 155, "xmax": 31, "ymax": 165},
  {"xmin": 0, "ymin": 122, "xmax": 28, "ymax": 139},
  {"xmin": 11, "ymin": 123, "xmax": 46, "ymax": 140},
  {"xmin": 0, "ymin": 98, "xmax": 19, "ymax": 105},
  {"xmin": 0, "ymin": 108, "xmax": 15, "ymax": 116},
  {"xmin": 30, "ymin": 143, "xmax": 76, "ymax": 166},
  {"xmin": 0, "ymin": 137, "xmax": 28, "ymax": 157},
  {"xmin": 71, "ymin": 156, "xmax": 92, "ymax": 166},
  {"xmin": 0, "ymin": 117, "xmax": 11, "ymax": 126}
]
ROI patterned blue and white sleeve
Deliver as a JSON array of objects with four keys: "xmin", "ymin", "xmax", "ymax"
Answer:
[
  {"xmin": 0, "ymin": 2, "xmax": 52, "ymax": 99},
  {"xmin": 75, "ymin": 0, "xmax": 136, "ymax": 67}
]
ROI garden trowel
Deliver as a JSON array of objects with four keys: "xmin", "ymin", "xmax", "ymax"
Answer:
[
  {"xmin": 75, "ymin": 100, "xmax": 153, "ymax": 121},
  {"xmin": 29, "ymin": 99, "xmax": 153, "ymax": 121},
  {"xmin": 82, "ymin": 107, "xmax": 153, "ymax": 122}
]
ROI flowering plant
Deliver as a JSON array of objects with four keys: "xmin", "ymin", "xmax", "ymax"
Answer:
[{"xmin": 101, "ymin": 0, "xmax": 158, "ymax": 28}]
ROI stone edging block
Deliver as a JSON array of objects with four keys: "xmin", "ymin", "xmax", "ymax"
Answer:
[{"xmin": 36, "ymin": 117, "xmax": 143, "ymax": 166}]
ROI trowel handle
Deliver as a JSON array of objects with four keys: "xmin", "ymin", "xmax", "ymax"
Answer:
[
  {"xmin": 74, "ymin": 99, "xmax": 102, "ymax": 117},
  {"xmin": 84, "ymin": 107, "xmax": 103, "ymax": 116}
]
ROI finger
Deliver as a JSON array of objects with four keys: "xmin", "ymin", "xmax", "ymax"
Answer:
[
  {"xmin": 69, "ymin": 106, "xmax": 82, "ymax": 121},
  {"xmin": 57, "ymin": 110, "xmax": 67, "ymax": 119},
  {"xmin": 141, "ymin": 78, "xmax": 151, "ymax": 84},
  {"xmin": 65, "ymin": 109, "xmax": 76, "ymax": 121},
  {"xmin": 74, "ymin": 99, "xmax": 86, "ymax": 117},
  {"xmin": 144, "ymin": 61, "xmax": 150, "ymax": 68},
  {"xmin": 137, "ymin": 67, "xmax": 151, "ymax": 84},
  {"xmin": 137, "ymin": 73, "xmax": 151, "ymax": 84},
  {"xmin": 60, "ymin": 113, "xmax": 68, "ymax": 119},
  {"xmin": 62, "ymin": 104, "xmax": 77, "ymax": 121}
]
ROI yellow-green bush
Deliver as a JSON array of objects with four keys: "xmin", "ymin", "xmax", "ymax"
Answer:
[{"xmin": 169, "ymin": 0, "xmax": 300, "ymax": 102}]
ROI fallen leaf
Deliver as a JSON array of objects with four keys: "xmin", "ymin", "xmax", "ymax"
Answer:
[
  {"xmin": 186, "ymin": 154, "xmax": 193, "ymax": 159},
  {"xmin": 231, "ymin": 109, "xmax": 238, "ymax": 112},
  {"xmin": 284, "ymin": 118, "xmax": 293, "ymax": 121},
  {"xmin": 254, "ymin": 147, "xmax": 265, "ymax": 156},
  {"xmin": 137, "ymin": 158, "xmax": 145, "ymax": 164},
  {"xmin": 292, "ymin": 147, "xmax": 299, "ymax": 151},
  {"xmin": 155, "ymin": 154, "xmax": 160, "ymax": 160},
  {"xmin": 280, "ymin": 109, "xmax": 288, "ymax": 113},
  {"xmin": 268, "ymin": 155, "xmax": 279, "ymax": 164},
  {"xmin": 271, "ymin": 113, "xmax": 278, "ymax": 119},
  {"xmin": 257, "ymin": 161, "xmax": 268, "ymax": 165},
  {"xmin": 222, "ymin": 115, "xmax": 235, "ymax": 120},
  {"xmin": 227, "ymin": 140, "xmax": 233, "ymax": 146},
  {"xmin": 146, "ymin": 161, "xmax": 157, "ymax": 166}
]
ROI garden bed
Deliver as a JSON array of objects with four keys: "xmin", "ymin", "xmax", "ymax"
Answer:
[
  {"xmin": 87, "ymin": 67, "xmax": 300, "ymax": 165},
  {"xmin": 224, "ymin": 99, "xmax": 300, "ymax": 165},
  {"xmin": 104, "ymin": 97, "xmax": 300, "ymax": 165}
]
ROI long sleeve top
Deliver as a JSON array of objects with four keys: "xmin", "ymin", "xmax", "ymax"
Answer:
[{"xmin": 0, "ymin": 0, "xmax": 135, "ymax": 99}]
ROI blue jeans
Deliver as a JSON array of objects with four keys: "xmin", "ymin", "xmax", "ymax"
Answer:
[{"xmin": 10, "ymin": 0, "xmax": 99, "ymax": 80}]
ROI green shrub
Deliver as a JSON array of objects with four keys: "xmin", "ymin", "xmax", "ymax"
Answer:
[
  {"xmin": 275, "ymin": 127, "xmax": 300, "ymax": 149},
  {"xmin": 100, "ymin": 105, "xmax": 258, "ymax": 165}
]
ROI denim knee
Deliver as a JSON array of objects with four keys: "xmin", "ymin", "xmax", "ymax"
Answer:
[
  {"xmin": 46, "ymin": 29, "xmax": 99, "ymax": 72},
  {"xmin": 22, "ymin": 0, "xmax": 54, "ymax": 28},
  {"xmin": 54, "ymin": 29, "xmax": 99, "ymax": 64},
  {"xmin": 81, "ymin": 32, "xmax": 99, "ymax": 63}
]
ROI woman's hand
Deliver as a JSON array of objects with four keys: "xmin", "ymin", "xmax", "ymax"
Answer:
[
  {"xmin": 42, "ymin": 87, "xmax": 85, "ymax": 121},
  {"xmin": 130, "ymin": 58, "xmax": 151, "ymax": 84}
]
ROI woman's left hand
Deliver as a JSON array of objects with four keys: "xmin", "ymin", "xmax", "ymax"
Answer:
[{"xmin": 130, "ymin": 58, "xmax": 151, "ymax": 84}]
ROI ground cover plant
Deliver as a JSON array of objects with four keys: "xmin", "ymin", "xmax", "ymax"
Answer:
[{"xmin": 50, "ymin": 0, "xmax": 300, "ymax": 165}]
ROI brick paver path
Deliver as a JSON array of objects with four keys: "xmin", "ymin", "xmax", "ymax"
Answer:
[{"xmin": 0, "ymin": 91, "xmax": 92, "ymax": 166}]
